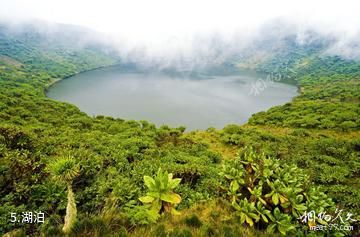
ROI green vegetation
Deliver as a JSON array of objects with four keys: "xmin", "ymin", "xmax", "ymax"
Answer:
[
  {"xmin": 139, "ymin": 168, "xmax": 182, "ymax": 216},
  {"xmin": 221, "ymin": 147, "xmax": 343, "ymax": 236},
  {"xmin": 0, "ymin": 24, "xmax": 359, "ymax": 236},
  {"xmin": 250, "ymin": 57, "xmax": 360, "ymax": 131},
  {"xmin": 49, "ymin": 156, "xmax": 80, "ymax": 234}
]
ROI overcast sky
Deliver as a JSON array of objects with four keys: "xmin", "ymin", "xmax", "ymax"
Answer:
[
  {"xmin": 1, "ymin": 0, "xmax": 359, "ymax": 61},
  {"xmin": 1, "ymin": 0, "xmax": 359, "ymax": 38}
]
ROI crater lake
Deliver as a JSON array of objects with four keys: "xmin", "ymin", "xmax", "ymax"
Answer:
[{"xmin": 47, "ymin": 65, "xmax": 298, "ymax": 130}]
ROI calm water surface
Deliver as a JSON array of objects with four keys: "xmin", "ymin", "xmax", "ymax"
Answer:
[{"xmin": 47, "ymin": 66, "xmax": 297, "ymax": 130}]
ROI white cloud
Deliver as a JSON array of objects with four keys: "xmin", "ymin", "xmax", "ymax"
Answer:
[
  {"xmin": 1, "ymin": 0, "xmax": 359, "ymax": 39},
  {"xmin": 1, "ymin": 0, "xmax": 359, "ymax": 61}
]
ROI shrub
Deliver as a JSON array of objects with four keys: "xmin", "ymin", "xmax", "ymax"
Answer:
[
  {"xmin": 220, "ymin": 146, "xmax": 347, "ymax": 236},
  {"xmin": 137, "ymin": 168, "xmax": 182, "ymax": 223},
  {"xmin": 184, "ymin": 214, "xmax": 202, "ymax": 228}
]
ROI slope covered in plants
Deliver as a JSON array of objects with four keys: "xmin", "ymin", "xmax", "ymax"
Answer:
[{"xmin": 0, "ymin": 23, "xmax": 359, "ymax": 236}]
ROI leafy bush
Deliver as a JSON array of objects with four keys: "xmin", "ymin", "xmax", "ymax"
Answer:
[
  {"xmin": 220, "ymin": 146, "xmax": 348, "ymax": 236},
  {"xmin": 137, "ymin": 168, "xmax": 182, "ymax": 223}
]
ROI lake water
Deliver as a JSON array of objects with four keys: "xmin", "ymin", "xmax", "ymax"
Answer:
[{"xmin": 47, "ymin": 66, "xmax": 297, "ymax": 130}]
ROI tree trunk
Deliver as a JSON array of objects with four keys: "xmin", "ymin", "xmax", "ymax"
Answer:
[{"xmin": 63, "ymin": 183, "xmax": 77, "ymax": 235}]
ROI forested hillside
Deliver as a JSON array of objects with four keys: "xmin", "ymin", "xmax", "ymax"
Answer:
[{"xmin": 0, "ymin": 23, "xmax": 359, "ymax": 236}]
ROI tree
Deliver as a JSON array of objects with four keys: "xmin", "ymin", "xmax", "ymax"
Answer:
[{"xmin": 49, "ymin": 155, "xmax": 79, "ymax": 235}]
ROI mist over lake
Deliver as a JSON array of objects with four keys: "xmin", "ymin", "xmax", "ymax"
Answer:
[{"xmin": 47, "ymin": 66, "xmax": 297, "ymax": 130}]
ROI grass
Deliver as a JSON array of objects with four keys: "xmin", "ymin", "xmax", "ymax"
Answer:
[
  {"xmin": 185, "ymin": 130, "xmax": 237, "ymax": 160},
  {"xmin": 130, "ymin": 200, "xmax": 276, "ymax": 237}
]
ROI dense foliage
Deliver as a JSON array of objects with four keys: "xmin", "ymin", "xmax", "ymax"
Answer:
[
  {"xmin": 221, "ymin": 146, "xmax": 346, "ymax": 236},
  {"xmin": 0, "ymin": 22, "xmax": 359, "ymax": 236}
]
